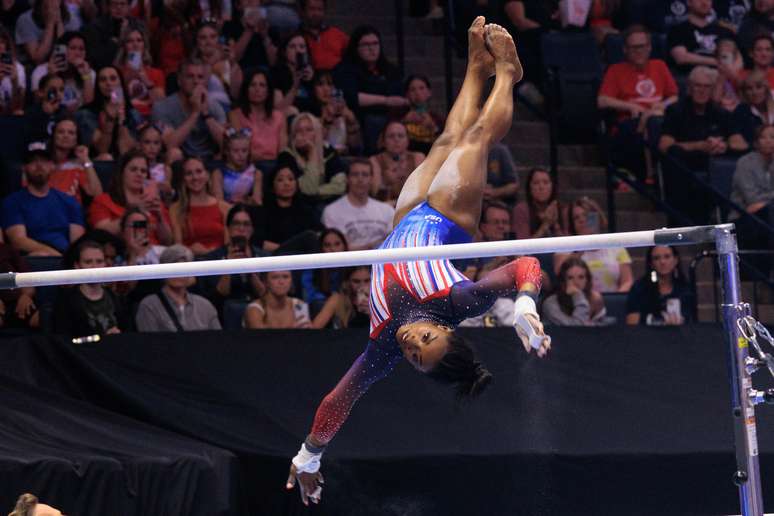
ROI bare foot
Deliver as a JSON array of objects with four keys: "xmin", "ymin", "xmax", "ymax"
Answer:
[
  {"xmin": 484, "ymin": 23, "xmax": 523, "ymax": 83},
  {"xmin": 467, "ymin": 16, "xmax": 495, "ymax": 78}
]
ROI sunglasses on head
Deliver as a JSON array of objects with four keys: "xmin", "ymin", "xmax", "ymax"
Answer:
[{"xmin": 225, "ymin": 127, "xmax": 252, "ymax": 139}]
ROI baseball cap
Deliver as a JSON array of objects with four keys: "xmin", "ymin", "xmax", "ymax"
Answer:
[{"xmin": 23, "ymin": 141, "xmax": 51, "ymax": 163}]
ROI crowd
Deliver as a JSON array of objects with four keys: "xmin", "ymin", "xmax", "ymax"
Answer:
[{"xmin": 10, "ymin": 0, "xmax": 757, "ymax": 341}]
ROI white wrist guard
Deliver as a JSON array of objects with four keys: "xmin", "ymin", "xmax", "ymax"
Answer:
[
  {"xmin": 292, "ymin": 442, "xmax": 322, "ymax": 474},
  {"xmin": 513, "ymin": 295, "xmax": 549, "ymax": 350}
]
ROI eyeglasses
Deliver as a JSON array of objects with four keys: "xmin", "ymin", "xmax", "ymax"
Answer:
[
  {"xmin": 229, "ymin": 220, "xmax": 252, "ymax": 227},
  {"xmin": 358, "ymin": 41, "xmax": 379, "ymax": 49},
  {"xmin": 225, "ymin": 127, "xmax": 252, "ymax": 139}
]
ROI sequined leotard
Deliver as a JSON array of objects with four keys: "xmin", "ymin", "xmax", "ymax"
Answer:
[{"xmin": 309, "ymin": 202, "xmax": 530, "ymax": 444}]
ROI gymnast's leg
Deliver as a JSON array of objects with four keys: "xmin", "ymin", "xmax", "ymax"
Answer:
[
  {"xmin": 427, "ymin": 24, "xmax": 522, "ymax": 236},
  {"xmin": 392, "ymin": 15, "xmax": 494, "ymax": 225}
]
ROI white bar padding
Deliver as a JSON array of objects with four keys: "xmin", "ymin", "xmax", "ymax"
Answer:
[{"xmin": 14, "ymin": 229, "xmax": 663, "ymax": 288}]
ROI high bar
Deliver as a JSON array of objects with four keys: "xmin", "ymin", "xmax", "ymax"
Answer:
[{"xmin": 0, "ymin": 225, "xmax": 731, "ymax": 290}]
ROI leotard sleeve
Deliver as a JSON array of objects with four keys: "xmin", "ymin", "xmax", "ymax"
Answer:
[
  {"xmin": 450, "ymin": 257, "xmax": 542, "ymax": 320},
  {"xmin": 309, "ymin": 339, "xmax": 402, "ymax": 445}
]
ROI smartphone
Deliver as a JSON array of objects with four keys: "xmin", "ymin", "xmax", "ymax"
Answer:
[
  {"xmin": 231, "ymin": 235, "xmax": 247, "ymax": 253},
  {"xmin": 53, "ymin": 44, "xmax": 67, "ymax": 63},
  {"xmin": 46, "ymin": 87, "xmax": 57, "ymax": 102},
  {"xmin": 110, "ymin": 88, "xmax": 124, "ymax": 105},
  {"xmin": 127, "ymin": 51, "xmax": 143, "ymax": 71},
  {"xmin": 666, "ymin": 298, "xmax": 681, "ymax": 317},
  {"xmin": 585, "ymin": 211, "xmax": 600, "ymax": 233},
  {"xmin": 296, "ymin": 51, "xmax": 308, "ymax": 71},
  {"xmin": 0, "ymin": 52, "xmax": 11, "ymax": 65},
  {"xmin": 131, "ymin": 220, "xmax": 148, "ymax": 229}
]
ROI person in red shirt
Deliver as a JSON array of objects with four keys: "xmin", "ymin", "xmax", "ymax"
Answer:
[
  {"xmin": 598, "ymin": 24, "xmax": 679, "ymax": 183},
  {"xmin": 299, "ymin": 0, "xmax": 349, "ymax": 71}
]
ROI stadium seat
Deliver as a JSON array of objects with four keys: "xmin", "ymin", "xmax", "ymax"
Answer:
[
  {"xmin": 602, "ymin": 292, "xmax": 629, "ymax": 324},
  {"xmin": 541, "ymin": 32, "xmax": 604, "ymax": 143},
  {"xmin": 0, "ymin": 116, "xmax": 27, "ymax": 163},
  {"xmin": 223, "ymin": 299, "xmax": 248, "ymax": 330},
  {"xmin": 708, "ymin": 157, "xmax": 739, "ymax": 222},
  {"xmin": 94, "ymin": 161, "xmax": 115, "ymax": 191}
]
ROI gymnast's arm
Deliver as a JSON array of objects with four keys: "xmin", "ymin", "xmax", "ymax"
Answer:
[{"xmin": 451, "ymin": 256, "xmax": 542, "ymax": 318}]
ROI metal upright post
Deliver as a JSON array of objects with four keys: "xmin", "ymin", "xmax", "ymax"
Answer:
[{"xmin": 716, "ymin": 227, "xmax": 765, "ymax": 516}]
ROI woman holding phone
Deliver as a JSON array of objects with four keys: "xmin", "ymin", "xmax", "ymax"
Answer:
[
  {"xmin": 0, "ymin": 26, "xmax": 25, "ymax": 115},
  {"xmin": 31, "ymin": 31, "xmax": 94, "ymax": 112},
  {"xmin": 114, "ymin": 24, "xmax": 165, "ymax": 118},
  {"xmin": 271, "ymin": 32, "xmax": 314, "ymax": 115},
  {"xmin": 194, "ymin": 20, "xmax": 242, "ymax": 111}
]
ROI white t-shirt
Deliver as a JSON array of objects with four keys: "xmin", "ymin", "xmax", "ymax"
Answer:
[
  {"xmin": 0, "ymin": 62, "xmax": 26, "ymax": 107},
  {"xmin": 322, "ymin": 195, "xmax": 394, "ymax": 249},
  {"xmin": 580, "ymin": 247, "xmax": 632, "ymax": 293}
]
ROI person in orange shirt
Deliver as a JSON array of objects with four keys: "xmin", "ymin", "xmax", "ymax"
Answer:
[
  {"xmin": 299, "ymin": 0, "xmax": 349, "ymax": 71},
  {"xmin": 598, "ymin": 24, "xmax": 679, "ymax": 182}
]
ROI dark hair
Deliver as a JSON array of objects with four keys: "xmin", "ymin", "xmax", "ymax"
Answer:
[
  {"xmin": 63, "ymin": 230, "xmax": 125, "ymax": 269},
  {"xmin": 109, "ymin": 149, "xmax": 149, "ymax": 206},
  {"xmin": 263, "ymin": 160, "xmax": 302, "ymax": 206},
  {"xmin": 32, "ymin": 0, "xmax": 69, "ymax": 29},
  {"xmin": 622, "ymin": 24, "xmax": 651, "ymax": 46},
  {"xmin": 481, "ymin": 201, "xmax": 509, "ymax": 224},
  {"xmin": 89, "ymin": 66, "xmax": 132, "ymax": 114},
  {"xmin": 120, "ymin": 205, "xmax": 150, "ymax": 230},
  {"xmin": 226, "ymin": 202, "xmax": 253, "ymax": 226},
  {"xmin": 314, "ymin": 228, "xmax": 349, "ymax": 295},
  {"xmin": 524, "ymin": 167, "xmax": 559, "ymax": 233},
  {"xmin": 277, "ymin": 32, "xmax": 308, "ymax": 68},
  {"xmin": 751, "ymin": 33, "xmax": 774, "ymax": 52},
  {"xmin": 51, "ymin": 115, "xmax": 81, "ymax": 159},
  {"xmin": 345, "ymin": 25, "xmax": 394, "ymax": 74},
  {"xmin": 299, "ymin": 0, "xmax": 325, "ymax": 9},
  {"xmin": 642, "ymin": 245, "xmax": 688, "ymax": 312},
  {"xmin": 426, "ymin": 332, "xmax": 492, "ymax": 400},
  {"xmin": 403, "ymin": 74, "xmax": 431, "ymax": 95},
  {"xmin": 38, "ymin": 72, "xmax": 63, "ymax": 92},
  {"xmin": 347, "ymin": 157, "xmax": 372, "ymax": 176},
  {"xmin": 238, "ymin": 68, "xmax": 275, "ymax": 118},
  {"xmin": 555, "ymin": 257, "xmax": 593, "ymax": 316},
  {"xmin": 73, "ymin": 239, "xmax": 105, "ymax": 264}
]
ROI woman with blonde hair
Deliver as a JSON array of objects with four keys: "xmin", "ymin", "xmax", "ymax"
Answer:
[
  {"xmin": 113, "ymin": 24, "xmax": 165, "ymax": 118},
  {"xmin": 277, "ymin": 112, "xmax": 346, "ymax": 200},
  {"xmin": 170, "ymin": 157, "xmax": 231, "ymax": 256},
  {"xmin": 733, "ymin": 69, "xmax": 774, "ymax": 148}
]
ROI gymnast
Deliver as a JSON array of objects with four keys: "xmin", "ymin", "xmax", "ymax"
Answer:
[{"xmin": 286, "ymin": 18, "xmax": 551, "ymax": 505}]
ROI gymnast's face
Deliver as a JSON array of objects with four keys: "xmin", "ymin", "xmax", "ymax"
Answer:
[{"xmin": 397, "ymin": 321, "xmax": 453, "ymax": 372}]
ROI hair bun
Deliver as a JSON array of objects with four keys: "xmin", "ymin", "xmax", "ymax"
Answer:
[{"xmin": 469, "ymin": 363, "xmax": 493, "ymax": 398}]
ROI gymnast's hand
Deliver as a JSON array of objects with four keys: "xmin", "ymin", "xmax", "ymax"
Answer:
[
  {"xmin": 286, "ymin": 463, "xmax": 324, "ymax": 506},
  {"xmin": 513, "ymin": 294, "xmax": 551, "ymax": 358}
]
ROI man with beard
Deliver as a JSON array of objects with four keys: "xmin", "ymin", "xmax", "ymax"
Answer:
[
  {"xmin": 299, "ymin": 0, "xmax": 349, "ymax": 70},
  {"xmin": 1, "ymin": 141, "xmax": 84, "ymax": 256}
]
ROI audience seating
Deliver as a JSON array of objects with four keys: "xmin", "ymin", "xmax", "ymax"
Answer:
[
  {"xmin": 223, "ymin": 299, "xmax": 248, "ymax": 330},
  {"xmin": 602, "ymin": 292, "xmax": 629, "ymax": 325},
  {"xmin": 708, "ymin": 157, "xmax": 739, "ymax": 222}
]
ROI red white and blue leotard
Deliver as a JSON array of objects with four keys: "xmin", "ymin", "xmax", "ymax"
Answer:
[{"xmin": 309, "ymin": 202, "xmax": 536, "ymax": 445}]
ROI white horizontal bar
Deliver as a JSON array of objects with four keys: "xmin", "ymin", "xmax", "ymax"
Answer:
[{"xmin": 6, "ymin": 226, "xmax": 719, "ymax": 289}]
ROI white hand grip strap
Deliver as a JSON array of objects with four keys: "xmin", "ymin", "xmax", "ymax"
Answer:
[
  {"xmin": 292, "ymin": 443, "xmax": 322, "ymax": 474},
  {"xmin": 513, "ymin": 295, "xmax": 550, "ymax": 350}
]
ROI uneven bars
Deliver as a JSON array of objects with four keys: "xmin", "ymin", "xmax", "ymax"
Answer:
[{"xmin": 0, "ymin": 225, "xmax": 727, "ymax": 290}]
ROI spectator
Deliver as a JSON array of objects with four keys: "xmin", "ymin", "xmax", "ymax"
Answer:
[
  {"xmin": 589, "ymin": 0, "xmax": 624, "ymax": 45},
  {"xmin": 23, "ymin": 72, "xmax": 65, "ymax": 142},
  {"xmin": 658, "ymin": 65, "xmax": 747, "ymax": 223},
  {"xmin": 369, "ymin": 120, "xmax": 425, "ymax": 204},
  {"xmin": 322, "ymin": 158, "xmax": 394, "ymax": 250},
  {"xmin": 263, "ymin": 0, "xmax": 299, "ymax": 36},
  {"xmin": 738, "ymin": 34, "xmax": 774, "ymax": 93},
  {"xmin": 714, "ymin": 38, "xmax": 744, "ymax": 111},
  {"xmin": 300, "ymin": 227, "xmax": 346, "ymax": 312},
  {"xmin": 738, "ymin": 0, "xmax": 774, "ymax": 54},
  {"xmin": 731, "ymin": 124, "xmax": 774, "ymax": 262},
  {"xmin": 733, "ymin": 69, "xmax": 774, "ymax": 147},
  {"xmin": 137, "ymin": 122, "xmax": 175, "ymax": 203},
  {"xmin": 465, "ymin": 201, "xmax": 513, "ymax": 281},
  {"xmin": 52, "ymin": 239, "xmax": 131, "ymax": 337},
  {"xmin": 88, "ymin": 150, "xmax": 173, "ymax": 244},
  {"xmin": 2, "ymin": 141, "xmax": 84, "ymax": 255},
  {"xmin": 306, "ymin": 70, "xmax": 361, "ymax": 155},
  {"xmin": 1, "ymin": 0, "xmax": 31, "ymax": 37},
  {"xmin": 0, "ymin": 232, "xmax": 38, "ymax": 329},
  {"xmin": 48, "ymin": 115, "xmax": 102, "ymax": 204},
  {"xmin": 30, "ymin": 31, "xmax": 93, "ymax": 112},
  {"xmin": 135, "ymin": 244, "xmax": 222, "ymax": 331},
  {"xmin": 717, "ymin": 0, "xmax": 752, "ymax": 32},
  {"xmin": 502, "ymin": 0, "xmax": 559, "ymax": 98},
  {"xmin": 113, "ymin": 23, "xmax": 164, "ymax": 119},
  {"xmin": 9, "ymin": 493, "xmax": 63, "ymax": 516},
  {"xmin": 511, "ymin": 167, "xmax": 569, "ymax": 239},
  {"xmin": 152, "ymin": 57, "xmax": 226, "ymax": 161},
  {"xmin": 333, "ymin": 25, "xmax": 406, "ymax": 154},
  {"xmin": 82, "ymin": 0, "xmax": 138, "ymax": 69},
  {"xmin": 77, "ymin": 65, "xmax": 140, "ymax": 160},
  {"xmin": 399, "ymin": 74, "xmax": 443, "ymax": 155},
  {"xmin": 542, "ymin": 257, "xmax": 607, "ymax": 326},
  {"xmin": 193, "ymin": 20, "xmax": 242, "ymax": 111},
  {"xmin": 554, "ymin": 197, "xmax": 633, "ymax": 293},
  {"xmin": 0, "ymin": 25, "xmax": 25, "ymax": 114},
  {"xmin": 626, "ymin": 245, "xmax": 695, "ymax": 325},
  {"xmin": 278, "ymin": 111, "xmax": 346, "ymax": 200},
  {"xmin": 311, "ymin": 265, "xmax": 370, "ymax": 329},
  {"xmin": 119, "ymin": 206, "xmax": 166, "ymax": 265},
  {"xmin": 271, "ymin": 31, "xmax": 314, "ymax": 115},
  {"xmin": 254, "ymin": 161, "xmax": 321, "ymax": 252},
  {"xmin": 152, "ymin": 1, "xmax": 192, "ymax": 76},
  {"xmin": 200, "ymin": 203, "xmax": 267, "ymax": 313},
  {"xmin": 213, "ymin": 127, "xmax": 262, "ymax": 204},
  {"xmin": 598, "ymin": 25, "xmax": 679, "ymax": 183},
  {"xmin": 227, "ymin": 68, "xmax": 287, "ymax": 163},
  {"xmin": 170, "ymin": 156, "xmax": 230, "ymax": 256},
  {"xmin": 222, "ymin": 0, "xmax": 272, "ymax": 71},
  {"xmin": 15, "ymin": 0, "xmax": 80, "ymax": 64},
  {"xmin": 485, "ymin": 143, "xmax": 520, "ymax": 204},
  {"xmin": 667, "ymin": 0, "xmax": 736, "ymax": 75},
  {"xmin": 299, "ymin": 0, "xmax": 348, "ymax": 70},
  {"xmin": 244, "ymin": 270, "xmax": 311, "ymax": 328}
]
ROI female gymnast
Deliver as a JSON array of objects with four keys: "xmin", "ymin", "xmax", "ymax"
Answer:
[{"xmin": 286, "ymin": 18, "xmax": 551, "ymax": 505}]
